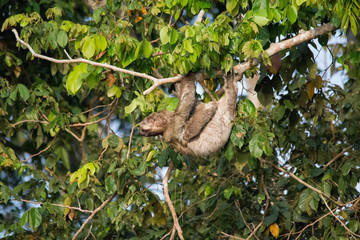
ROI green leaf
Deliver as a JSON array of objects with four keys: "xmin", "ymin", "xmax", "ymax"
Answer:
[
  {"xmin": 170, "ymin": 28, "xmax": 179, "ymax": 45},
  {"xmin": 142, "ymin": 39, "xmax": 153, "ymax": 58},
  {"xmin": 224, "ymin": 188, "xmax": 234, "ymax": 200},
  {"xmin": 249, "ymin": 135, "xmax": 263, "ymax": 158},
  {"xmin": 183, "ymin": 39, "xmax": 194, "ymax": 53},
  {"xmin": 19, "ymin": 210, "xmax": 29, "ymax": 227},
  {"xmin": 296, "ymin": 0, "xmax": 306, "ymax": 6},
  {"xmin": 226, "ymin": 0, "xmax": 239, "ymax": 16},
  {"xmin": 158, "ymin": 148, "xmax": 169, "ymax": 168},
  {"xmin": 273, "ymin": 104, "xmax": 285, "ymax": 122},
  {"xmin": 158, "ymin": 97, "xmax": 178, "ymax": 111},
  {"xmin": 105, "ymin": 176, "xmax": 116, "ymax": 194},
  {"xmin": 57, "ymin": 30, "xmax": 68, "ymax": 48},
  {"xmin": 224, "ymin": 143, "xmax": 234, "ymax": 161},
  {"xmin": 160, "ymin": 26, "xmax": 170, "ymax": 44},
  {"xmin": 82, "ymin": 38, "xmax": 96, "ymax": 59},
  {"xmin": 253, "ymin": 16, "xmax": 269, "ymax": 26},
  {"xmin": 230, "ymin": 125, "xmax": 246, "ymax": 149},
  {"xmin": 287, "ymin": 6, "xmax": 298, "ymax": 24},
  {"xmin": 264, "ymin": 205, "xmax": 279, "ymax": 226},
  {"xmin": 66, "ymin": 63, "xmax": 89, "ymax": 95},
  {"xmin": 107, "ymin": 85, "xmax": 122, "ymax": 98},
  {"xmin": 243, "ymin": 99, "xmax": 256, "ymax": 117},
  {"xmin": 17, "ymin": 84, "xmax": 30, "ymax": 101},
  {"xmin": 28, "ymin": 208, "xmax": 42, "ymax": 230},
  {"xmin": 108, "ymin": 134, "xmax": 119, "ymax": 148}
]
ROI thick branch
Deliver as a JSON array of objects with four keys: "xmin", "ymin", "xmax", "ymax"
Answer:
[
  {"xmin": 233, "ymin": 23, "xmax": 336, "ymax": 74},
  {"xmin": 12, "ymin": 23, "xmax": 336, "ymax": 95}
]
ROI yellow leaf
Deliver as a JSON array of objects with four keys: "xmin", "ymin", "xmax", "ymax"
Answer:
[
  {"xmin": 270, "ymin": 222, "xmax": 279, "ymax": 238},
  {"xmin": 306, "ymin": 81, "xmax": 314, "ymax": 100},
  {"xmin": 63, "ymin": 195, "xmax": 72, "ymax": 217},
  {"xmin": 14, "ymin": 66, "xmax": 21, "ymax": 78},
  {"xmin": 107, "ymin": 73, "xmax": 116, "ymax": 87},
  {"xmin": 135, "ymin": 16, "xmax": 142, "ymax": 23},
  {"xmin": 315, "ymin": 75, "xmax": 322, "ymax": 89}
]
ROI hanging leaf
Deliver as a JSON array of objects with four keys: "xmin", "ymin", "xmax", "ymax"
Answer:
[{"xmin": 270, "ymin": 223, "xmax": 280, "ymax": 238}]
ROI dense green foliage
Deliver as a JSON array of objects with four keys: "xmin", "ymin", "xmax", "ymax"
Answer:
[{"xmin": 1, "ymin": 0, "xmax": 360, "ymax": 239}]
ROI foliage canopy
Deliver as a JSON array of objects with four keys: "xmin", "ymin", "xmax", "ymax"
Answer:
[{"xmin": 1, "ymin": 0, "xmax": 360, "ymax": 239}]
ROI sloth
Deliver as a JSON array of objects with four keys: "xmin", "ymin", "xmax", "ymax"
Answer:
[{"xmin": 140, "ymin": 73, "xmax": 238, "ymax": 157}]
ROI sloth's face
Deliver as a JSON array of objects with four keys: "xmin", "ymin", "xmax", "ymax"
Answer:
[{"xmin": 139, "ymin": 111, "xmax": 174, "ymax": 136}]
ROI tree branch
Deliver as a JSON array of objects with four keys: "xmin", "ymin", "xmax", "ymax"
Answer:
[
  {"xmin": 163, "ymin": 161, "xmax": 184, "ymax": 240},
  {"xmin": 323, "ymin": 145, "xmax": 353, "ymax": 169},
  {"xmin": 12, "ymin": 198, "xmax": 92, "ymax": 213},
  {"xmin": 12, "ymin": 23, "xmax": 336, "ymax": 96},
  {"xmin": 72, "ymin": 193, "xmax": 116, "ymax": 240}
]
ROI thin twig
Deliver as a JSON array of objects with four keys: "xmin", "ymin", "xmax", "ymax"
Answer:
[
  {"xmin": 22, "ymin": 136, "xmax": 57, "ymax": 162},
  {"xmin": 220, "ymin": 231, "xmax": 246, "ymax": 240},
  {"xmin": 72, "ymin": 193, "xmax": 116, "ymax": 240},
  {"xmin": 12, "ymin": 199, "xmax": 92, "ymax": 213},
  {"xmin": 265, "ymin": 160, "xmax": 334, "ymax": 202},
  {"xmin": 127, "ymin": 113, "xmax": 136, "ymax": 159},
  {"xmin": 319, "ymin": 194, "xmax": 360, "ymax": 238},
  {"xmin": 11, "ymin": 119, "xmax": 49, "ymax": 127},
  {"xmin": 163, "ymin": 161, "xmax": 184, "ymax": 240},
  {"xmin": 323, "ymin": 145, "xmax": 353, "ymax": 169},
  {"xmin": 235, "ymin": 201, "xmax": 260, "ymax": 240},
  {"xmin": 294, "ymin": 210, "xmax": 333, "ymax": 240},
  {"xmin": 245, "ymin": 173, "xmax": 270, "ymax": 240}
]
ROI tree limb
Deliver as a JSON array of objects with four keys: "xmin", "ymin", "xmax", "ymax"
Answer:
[
  {"xmin": 12, "ymin": 23, "xmax": 336, "ymax": 95},
  {"xmin": 163, "ymin": 161, "xmax": 184, "ymax": 240}
]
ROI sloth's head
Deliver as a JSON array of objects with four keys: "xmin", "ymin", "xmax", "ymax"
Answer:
[{"xmin": 139, "ymin": 110, "xmax": 174, "ymax": 136}]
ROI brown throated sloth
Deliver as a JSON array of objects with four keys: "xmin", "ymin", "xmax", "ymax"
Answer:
[{"xmin": 140, "ymin": 73, "xmax": 238, "ymax": 157}]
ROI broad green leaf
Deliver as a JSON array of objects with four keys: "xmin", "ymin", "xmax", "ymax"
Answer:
[
  {"xmin": 230, "ymin": 125, "xmax": 246, "ymax": 149},
  {"xmin": 158, "ymin": 148, "xmax": 169, "ymax": 168},
  {"xmin": 17, "ymin": 84, "xmax": 30, "ymax": 101},
  {"xmin": 107, "ymin": 85, "xmax": 122, "ymax": 98},
  {"xmin": 185, "ymin": 26, "xmax": 195, "ymax": 38},
  {"xmin": 170, "ymin": 28, "xmax": 179, "ymax": 45},
  {"xmin": 183, "ymin": 39, "xmax": 194, "ymax": 53},
  {"xmin": 264, "ymin": 206, "xmax": 279, "ymax": 226},
  {"xmin": 273, "ymin": 104, "xmax": 285, "ymax": 122},
  {"xmin": 82, "ymin": 38, "xmax": 96, "ymax": 59},
  {"xmin": 19, "ymin": 210, "xmax": 29, "ymax": 227},
  {"xmin": 66, "ymin": 63, "xmax": 89, "ymax": 95},
  {"xmin": 57, "ymin": 30, "xmax": 68, "ymax": 48},
  {"xmin": 243, "ymin": 99, "xmax": 256, "ymax": 117},
  {"xmin": 28, "ymin": 208, "xmax": 42, "ymax": 230},
  {"xmin": 160, "ymin": 26, "xmax": 170, "ymax": 44},
  {"xmin": 224, "ymin": 188, "xmax": 234, "ymax": 200},
  {"xmin": 224, "ymin": 143, "xmax": 234, "ymax": 161},
  {"xmin": 249, "ymin": 135, "xmax": 263, "ymax": 158},
  {"xmin": 142, "ymin": 39, "xmax": 153, "ymax": 58},
  {"xmin": 226, "ymin": 0, "xmax": 239, "ymax": 16},
  {"xmin": 158, "ymin": 97, "xmax": 178, "ymax": 111},
  {"xmin": 105, "ymin": 176, "xmax": 116, "ymax": 194},
  {"xmin": 253, "ymin": 16, "xmax": 269, "ymax": 26},
  {"xmin": 287, "ymin": 6, "xmax": 298, "ymax": 24},
  {"xmin": 296, "ymin": 0, "xmax": 306, "ymax": 6},
  {"xmin": 108, "ymin": 134, "xmax": 119, "ymax": 147}
]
